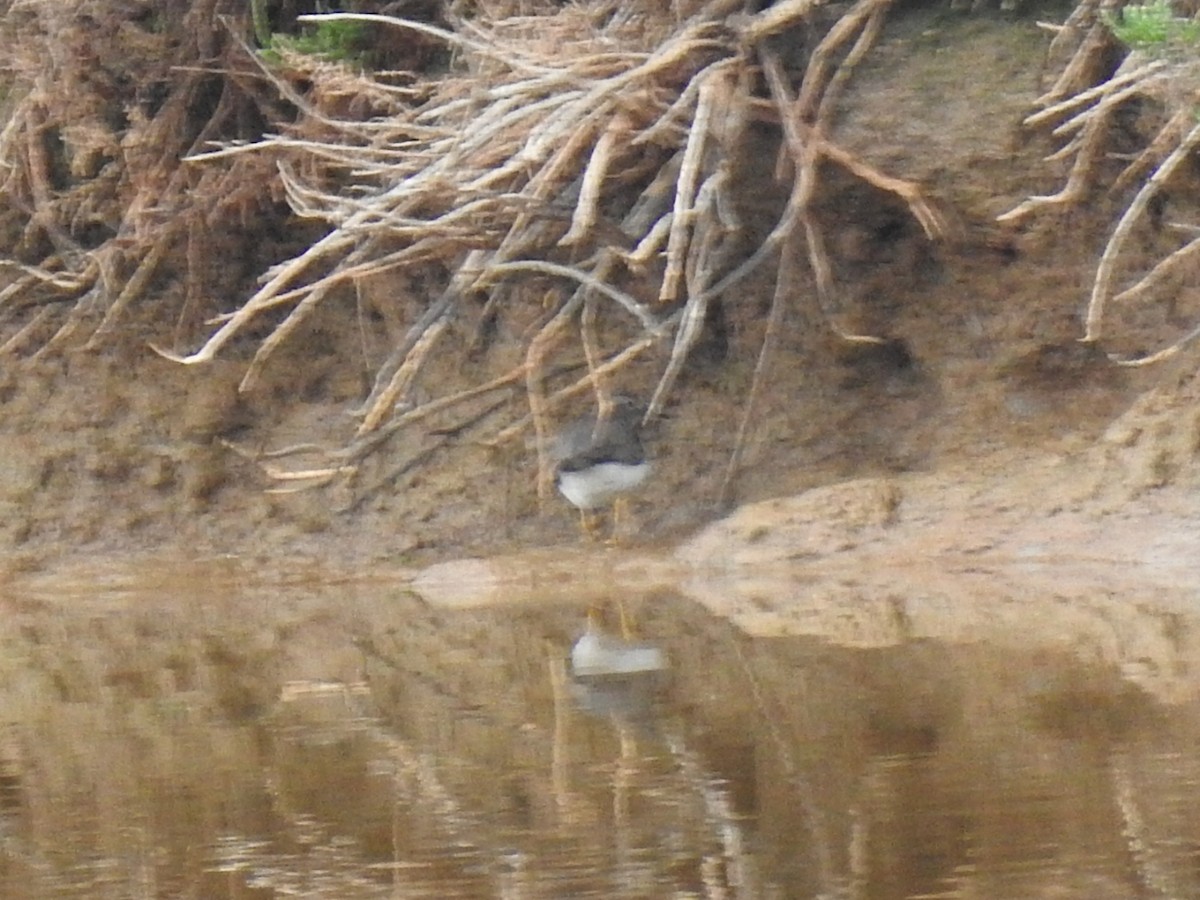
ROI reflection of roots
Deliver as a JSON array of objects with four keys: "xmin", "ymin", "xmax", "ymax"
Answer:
[{"xmin": 1002, "ymin": 1, "xmax": 1200, "ymax": 364}]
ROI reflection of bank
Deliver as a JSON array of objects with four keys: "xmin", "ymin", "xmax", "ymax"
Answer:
[
  {"xmin": 412, "ymin": 559, "xmax": 1200, "ymax": 896},
  {"xmin": 6, "ymin": 563, "xmax": 1200, "ymax": 898}
]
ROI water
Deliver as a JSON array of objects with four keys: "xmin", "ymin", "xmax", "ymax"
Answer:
[{"xmin": 1, "ymin": 557, "xmax": 1199, "ymax": 898}]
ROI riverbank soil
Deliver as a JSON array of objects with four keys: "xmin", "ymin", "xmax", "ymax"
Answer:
[{"xmin": 0, "ymin": 3, "xmax": 1197, "ymax": 574}]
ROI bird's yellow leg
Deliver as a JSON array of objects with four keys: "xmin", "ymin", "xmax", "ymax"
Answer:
[
  {"xmin": 617, "ymin": 598, "xmax": 634, "ymax": 639},
  {"xmin": 613, "ymin": 497, "xmax": 627, "ymax": 535},
  {"xmin": 605, "ymin": 498, "xmax": 633, "ymax": 546},
  {"xmin": 579, "ymin": 508, "xmax": 602, "ymax": 541}
]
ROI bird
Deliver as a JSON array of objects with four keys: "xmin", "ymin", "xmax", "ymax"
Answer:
[{"xmin": 552, "ymin": 395, "xmax": 651, "ymax": 540}]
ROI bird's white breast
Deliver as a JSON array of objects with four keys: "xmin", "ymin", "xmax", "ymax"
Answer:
[{"xmin": 557, "ymin": 461, "xmax": 651, "ymax": 510}]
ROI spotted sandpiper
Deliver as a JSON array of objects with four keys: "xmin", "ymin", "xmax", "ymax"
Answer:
[{"xmin": 552, "ymin": 395, "xmax": 651, "ymax": 539}]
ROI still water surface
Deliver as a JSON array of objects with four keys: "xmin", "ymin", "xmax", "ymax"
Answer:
[{"xmin": 1, "ymin": 559, "xmax": 1198, "ymax": 898}]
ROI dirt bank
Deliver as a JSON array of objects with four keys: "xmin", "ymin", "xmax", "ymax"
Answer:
[{"xmin": 0, "ymin": 4, "xmax": 1197, "ymax": 576}]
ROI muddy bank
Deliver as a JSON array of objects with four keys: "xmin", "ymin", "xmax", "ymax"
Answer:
[{"xmin": 0, "ymin": 5, "xmax": 1197, "ymax": 575}]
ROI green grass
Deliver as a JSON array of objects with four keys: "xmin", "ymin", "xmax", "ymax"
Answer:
[
  {"xmin": 265, "ymin": 19, "xmax": 371, "ymax": 66},
  {"xmin": 1104, "ymin": 0, "xmax": 1200, "ymax": 52},
  {"xmin": 249, "ymin": 0, "xmax": 372, "ymax": 69}
]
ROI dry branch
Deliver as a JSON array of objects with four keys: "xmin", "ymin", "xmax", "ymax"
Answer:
[
  {"xmin": 1085, "ymin": 118, "xmax": 1200, "ymax": 343},
  {"xmin": 1002, "ymin": 7, "xmax": 1200, "ymax": 361},
  {"xmin": 3, "ymin": 0, "xmax": 950, "ymax": 506}
]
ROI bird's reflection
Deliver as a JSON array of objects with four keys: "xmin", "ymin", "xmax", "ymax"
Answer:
[
  {"xmin": 547, "ymin": 602, "xmax": 757, "ymax": 896},
  {"xmin": 568, "ymin": 604, "xmax": 668, "ymax": 726}
]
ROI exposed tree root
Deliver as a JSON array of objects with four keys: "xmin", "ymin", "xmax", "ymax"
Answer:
[
  {"xmin": 1002, "ymin": 0, "xmax": 1200, "ymax": 363},
  {"xmin": 1, "ymin": 0, "xmax": 944, "ymax": 505}
]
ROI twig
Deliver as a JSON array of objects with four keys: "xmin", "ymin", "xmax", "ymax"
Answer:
[
  {"xmin": 559, "ymin": 113, "xmax": 627, "ymax": 247},
  {"xmin": 719, "ymin": 226, "xmax": 796, "ymax": 509},
  {"xmin": 1110, "ymin": 107, "xmax": 1190, "ymax": 196},
  {"xmin": 0, "ymin": 307, "xmax": 53, "ymax": 357},
  {"xmin": 338, "ymin": 364, "xmax": 531, "ymax": 466},
  {"xmin": 481, "ymin": 259, "xmax": 665, "ymax": 332},
  {"xmin": 1113, "ymin": 234, "xmax": 1200, "ymax": 308},
  {"xmin": 298, "ymin": 13, "xmax": 550, "ymax": 75},
  {"xmin": 743, "ymin": 0, "xmax": 826, "ymax": 44},
  {"xmin": 86, "ymin": 222, "xmax": 183, "ymax": 348},
  {"xmin": 1023, "ymin": 59, "xmax": 1166, "ymax": 128},
  {"xmin": 152, "ymin": 222, "xmax": 357, "ymax": 366},
  {"xmin": 762, "ymin": 49, "xmax": 912, "ymax": 341},
  {"xmin": 1084, "ymin": 118, "xmax": 1200, "ymax": 342},
  {"xmin": 1037, "ymin": 21, "xmax": 1114, "ymax": 107},
  {"xmin": 525, "ymin": 292, "xmax": 581, "ymax": 503},
  {"xmin": 798, "ymin": 0, "xmax": 891, "ymax": 124},
  {"xmin": 814, "ymin": 0, "xmax": 887, "ymax": 129},
  {"xmin": 358, "ymin": 312, "xmax": 453, "ymax": 435},
  {"xmin": 0, "ymin": 260, "xmax": 91, "ymax": 292},
  {"xmin": 1110, "ymin": 316, "xmax": 1200, "ymax": 367},
  {"xmin": 997, "ymin": 103, "xmax": 1111, "ymax": 223},
  {"xmin": 661, "ymin": 64, "xmax": 724, "ymax": 301}
]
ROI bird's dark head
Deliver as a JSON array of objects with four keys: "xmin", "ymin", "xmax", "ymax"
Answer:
[{"xmin": 601, "ymin": 393, "xmax": 646, "ymax": 428}]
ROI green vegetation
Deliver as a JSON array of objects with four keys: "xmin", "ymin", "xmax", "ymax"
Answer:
[
  {"xmin": 263, "ymin": 19, "xmax": 371, "ymax": 66},
  {"xmin": 250, "ymin": 0, "xmax": 372, "ymax": 68},
  {"xmin": 250, "ymin": 0, "xmax": 271, "ymax": 47},
  {"xmin": 1103, "ymin": 0, "xmax": 1200, "ymax": 52}
]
